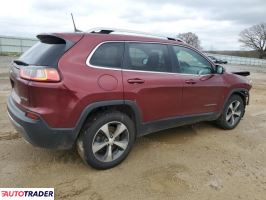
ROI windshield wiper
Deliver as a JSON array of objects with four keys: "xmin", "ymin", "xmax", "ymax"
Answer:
[{"xmin": 13, "ymin": 60, "xmax": 29, "ymax": 66}]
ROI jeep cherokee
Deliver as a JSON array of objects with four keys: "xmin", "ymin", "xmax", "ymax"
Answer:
[{"xmin": 7, "ymin": 28, "xmax": 252, "ymax": 169}]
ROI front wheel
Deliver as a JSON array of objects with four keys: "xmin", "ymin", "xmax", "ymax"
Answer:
[
  {"xmin": 216, "ymin": 95, "xmax": 245, "ymax": 130},
  {"xmin": 77, "ymin": 111, "xmax": 135, "ymax": 169}
]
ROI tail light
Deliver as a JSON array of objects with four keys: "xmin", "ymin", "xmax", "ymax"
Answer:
[{"xmin": 20, "ymin": 67, "xmax": 60, "ymax": 82}]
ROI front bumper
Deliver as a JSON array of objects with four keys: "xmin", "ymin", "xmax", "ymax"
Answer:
[{"xmin": 7, "ymin": 96, "xmax": 76, "ymax": 149}]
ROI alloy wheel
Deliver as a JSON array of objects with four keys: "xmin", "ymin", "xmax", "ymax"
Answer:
[
  {"xmin": 92, "ymin": 121, "xmax": 129, "ymax": 162},
  {"xmin": 226, "ymin": 100, "xmax": 242, "ymax": 126}
]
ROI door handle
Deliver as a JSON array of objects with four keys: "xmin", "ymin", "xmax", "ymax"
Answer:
[
  {"xmin": 185, "ymin": 79, "xmax": 197, "ymax": 84},
  {"xmin": 127, "ymin": 78, "xmax": 145, "ymax": 84}
]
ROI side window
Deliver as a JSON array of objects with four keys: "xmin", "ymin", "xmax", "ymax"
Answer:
[
  {"xmin": 172, "ymin": 46, "xmax": 213, "ymax": 75},
  {"xmin": 90, "ymin": 42, "xmax": 124, "ymax": 68},
  {"xmin": 126, "ymin": 43, "xmax": 171, "ymax": 72}
]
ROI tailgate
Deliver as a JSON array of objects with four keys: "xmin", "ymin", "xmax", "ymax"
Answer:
[{"xmin": 9, "ymin": 33, "xmax": 83, "ymax": 108}]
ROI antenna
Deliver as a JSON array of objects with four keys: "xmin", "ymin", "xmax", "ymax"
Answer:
[{"xmin": 71, "ymin": 13, "xmax": 81, "ymax": 32}]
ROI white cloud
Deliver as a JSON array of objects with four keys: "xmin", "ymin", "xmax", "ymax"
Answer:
[{"xmin": 0, "ymin": 0, "xmax": 265, "ymax": 50}]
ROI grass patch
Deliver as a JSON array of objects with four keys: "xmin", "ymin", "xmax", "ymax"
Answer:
[{"xmin": 0, "ymin": 52, "xmax": 21, "ymax": 57}]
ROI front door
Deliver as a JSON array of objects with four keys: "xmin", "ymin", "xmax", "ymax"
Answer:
[{"xmin": 170, "ymin": 45, "xmax": 225, "ymax": 115}]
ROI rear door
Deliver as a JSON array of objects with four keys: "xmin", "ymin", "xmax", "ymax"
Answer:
[
  {"xmin": 122, "ymin": 42, "xmax": 183, "ymax": 123},
  {"xmin": 170, "ymin": 45, "xmax": 225, "ymax": 115}
]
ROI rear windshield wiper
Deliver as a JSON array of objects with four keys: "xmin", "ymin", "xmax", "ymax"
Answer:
[{"xmin": 13, "ymin": 60, "xmax": 29, "ymax": 66}]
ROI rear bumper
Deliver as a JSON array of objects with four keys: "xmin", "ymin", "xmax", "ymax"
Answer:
[{"xmin": 7, "ymin": 96, "xmax": 76, "ymax": 149}]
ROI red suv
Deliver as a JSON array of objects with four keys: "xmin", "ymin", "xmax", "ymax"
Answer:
[{"xmin": 7, "ymin": 28, "xmax": 251, "ymax": 169}]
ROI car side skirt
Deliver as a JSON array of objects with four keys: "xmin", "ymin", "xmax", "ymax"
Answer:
[{"xmin": 138, "ymin": 112, "xmax": 220, "ymax": 136}]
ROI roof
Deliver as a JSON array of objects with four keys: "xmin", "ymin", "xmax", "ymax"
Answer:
[{"xmin": 83, "ymin": 27, "xmax": 185, "ymax": 45}]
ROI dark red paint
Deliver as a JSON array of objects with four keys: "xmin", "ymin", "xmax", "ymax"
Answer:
[{"xmin": 10, "ymin": 32, "xmax": 252, "ymax": 128}]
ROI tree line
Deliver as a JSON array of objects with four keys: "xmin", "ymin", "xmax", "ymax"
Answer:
[{"xmin": 177, "ymin": 22, "xmax": 266, "ymax": 59}]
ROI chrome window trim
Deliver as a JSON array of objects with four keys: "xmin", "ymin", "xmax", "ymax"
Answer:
[
  {"xmin": 85, "ymin": 41, "xmax": 215, "ymax": 77},
  {"xmin": 86, "ymin": 41, "xmax": 124, "ymax": 71}
]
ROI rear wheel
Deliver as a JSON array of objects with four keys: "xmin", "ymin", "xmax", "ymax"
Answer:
[
  {"xmin": 77, "ymin": 111, "xmax": 135, "ymax": 169},
  {"xmin": 216, "ymin": 95, "xmax": 244, "ymax": 130}
]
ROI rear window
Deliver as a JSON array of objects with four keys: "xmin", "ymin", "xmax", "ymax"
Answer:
[
  {"xmin": 89, "ymin": 42, "xmax": 124, "ymax": 68},
  {"xmin": 19, "ymin": 38, "xmax": 66, "ymax": 67}
]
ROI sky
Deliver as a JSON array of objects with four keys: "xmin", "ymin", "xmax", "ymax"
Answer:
[{"xmin": 0, "ymin": 0, "xmax": 265, "ymax": 50}]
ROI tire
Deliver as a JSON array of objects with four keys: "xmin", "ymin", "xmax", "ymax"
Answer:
[
  {"xmin": 77, "ymin": 111, "xmax": 135, "ymax": 169},
  {"xmin": 216, "ymin": 95, "xmax": 245, "ymax": 130}
]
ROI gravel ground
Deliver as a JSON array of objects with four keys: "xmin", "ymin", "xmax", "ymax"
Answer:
[{"xmin": 0, "ymin": 56, "xmax": 266, "ymax": 199}]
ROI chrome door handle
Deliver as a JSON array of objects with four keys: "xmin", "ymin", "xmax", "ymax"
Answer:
[
  {"xmin": 185, "ymin": 79, "xmax": 197, "ymax": 84},
  {"xmin": 127, "ymin": 78, "xmax": 145, "ymax": 84}
]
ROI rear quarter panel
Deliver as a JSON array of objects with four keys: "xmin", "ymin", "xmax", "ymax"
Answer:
[{"xmin": 45, "ymin": 36, "xmax": 124, "ymax": 128}]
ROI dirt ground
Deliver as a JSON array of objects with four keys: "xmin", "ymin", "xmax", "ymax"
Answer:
[{"xmin": 1, "ymin": 56, "xmax": 266, "ymax": 200}]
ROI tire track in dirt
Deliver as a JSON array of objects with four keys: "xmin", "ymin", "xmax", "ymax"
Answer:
[
  {"xmin": 141, "ymin": 164, "xmax": 190, "ymax": 197},
  {"xmin": 0, "ymin": 132, "xmax": 21, "ymax": 141},
  {"xmin": 55, "ymin": 178, "xmax": 103, "ymax": 200},
  {"xmin": 56, "ymin": 178, "xmax": 91, "ymax": 199}
]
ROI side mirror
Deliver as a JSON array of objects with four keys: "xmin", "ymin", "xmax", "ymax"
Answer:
[{"xmin": 215, "ymin": 65, "xmax": 224, "ymax": 74}]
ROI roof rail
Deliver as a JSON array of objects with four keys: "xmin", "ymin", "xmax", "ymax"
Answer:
[{"xmin": 87, "ymin": 27, "xmax": 185, "ymax": 43}]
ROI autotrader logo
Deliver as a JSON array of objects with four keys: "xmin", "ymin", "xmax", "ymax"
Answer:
[{"xmin": 0, "ymin": 188, "xmax": 54, "ymax": 199}]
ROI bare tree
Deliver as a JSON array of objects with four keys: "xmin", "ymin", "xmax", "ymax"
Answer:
[
  {"xmin": 177, "ymin": 32, "xmax": 202, "ymax": 50},
  {"xmin": 239, "ymin": 23, "xmax": 266, "ymax": 59}
]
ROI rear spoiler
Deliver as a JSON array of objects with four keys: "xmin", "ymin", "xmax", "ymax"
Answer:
[
  {"xmin": 232, "ymin": 71, "xmax": 250, "ymax": 76},
  {"xmin": 38, "ymin": 32, "xmax": 83, "ymax": 42},
  {"xmin": 37, "ymin": 34, "xmax": 66, "ymax": 44},
  {"xmin": 36, "ymin": 34, "xmax": 82, "ymax": 51}
]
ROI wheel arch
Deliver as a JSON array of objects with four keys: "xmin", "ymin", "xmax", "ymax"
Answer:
[
  {"xmin": 73, "ymin": 100, "xmax": 142, "ymax": 140},
  {"xmin": 223, "ymin": 88, "xmax": 249, "ymax": 110},
  {"xmin": 215, "ymin": 88, "xmax": 249, "ymax": 130}
]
